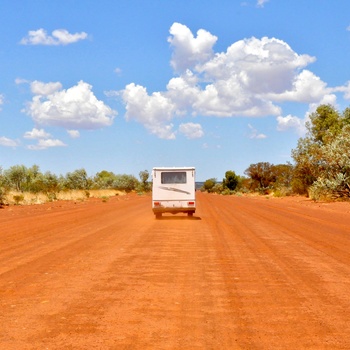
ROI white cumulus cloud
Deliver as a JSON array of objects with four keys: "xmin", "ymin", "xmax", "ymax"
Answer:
[
  {"xmin": 27, "ymin": 138, "xmax": 66, "ymax": 150},
  {"xmin": 0, "ymin": 136, "xmax": 19, "ymax": 147},
  {"xmin": 179, "ymin": 123, "xmax": 204, "ymax": 139},
  {"xmin": 67, "ymin": 130, "xmax": 80, "ymax": 138},
  {"xmin": 20, "ymin": 28, "xmax": 88, "ymax": 46},
  {"xmin": 30, "ymin": 81, "xmax": 62, "ymax": 95},
  {"xmin": 24, "ymin": 80, "xmax": 116, "ymax": 130},
  {"xmin": 168, "ymin": 22, "xmax": 217, "ymax": 72},
  {"xmin": 276, "ymin": 114, "xmax": 310, "ymax": 136},
  {"xmin": 257, "ymin": 0, "xmax": 269, "ymax": 7},
  {"xmin": 24, "ymin": 128, "xmax": 51, "ymax": 139},
  {"xmin": 119, "ymin": 23, "xmax": 347, "ymax": 140},
  {"xmin": 248, "ymin": 124, "xmax": 267, "ymax": 139},
  {"xmin": 122, "ymin": 83, "xmax": 176, "ymax": 139}
]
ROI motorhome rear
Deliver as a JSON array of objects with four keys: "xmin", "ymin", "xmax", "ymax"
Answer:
[{"xmin": 152, "ymin": 167, "xmax": 196, "ymax": 218}]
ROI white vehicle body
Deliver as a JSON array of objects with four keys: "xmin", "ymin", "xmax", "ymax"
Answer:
[{"xmin": 152, "ymin": 167, "xmax": 196, "ymax": 218}]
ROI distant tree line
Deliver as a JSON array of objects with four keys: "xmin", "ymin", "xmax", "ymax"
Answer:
[
  {"xmin": 0, "ymin": 166, "xmax": 151, "ymax": 205},
  {"xmin": 202, "ymin": 104, "xmax": 350, "ymax": 200}
]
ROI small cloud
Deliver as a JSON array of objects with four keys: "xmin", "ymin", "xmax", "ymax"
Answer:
[
  {"xmin": 24, "ymin": 128, "xmax": 51, "ymax": 139},
  {"xmin": 20, "ymin": 28, "xmax": 88, "ymax": 46},
  {"xmin": 276, "ymin": 115, "xmax": 307, "ymax": 136},
  {"xmin": 30, "ymin": 80, "xmax": 62, "ymax": 95},
  {"xmin": 202, "ymin": 143, "xmax": 209, "ymax": 149},
  {"xmin": 114, "ymin": 67, "xmax": 122, "ymax": 75},
  {"xmin": 67, "ymin": 130, "xmax": 80, "ymax": 138},
  {"xmin": 257, "ymin": 0, "xmax": 269, "ymax": 7},
  {"xmin": 334, "ymin": 80, "xmax": 350, "ymax": 100},
  {"xmin": 0, "ymin": 94, "xmax": 3, "ymax": 110},
  {"xmin": 15, "ymin": 78, "xmax": 29, "ymax": 85},
  {"xmin": 248, "ymin": 124, "xmax": 267, "ymax": 139},
  {"xmin": 178, "ymin": 122, "xmax": 204, "ymax": 139},
  {"xmin": 104, "ymin": 90, "xmax": 120, "ymax": 98},
  {"xmin": 0, "ymin": 136, "xmax": 20, "ymax": 147},
  {"xmin": 27, "ymin": 138, "xmax": 66, "ymax": 150},
  {"xmin": 347, "ymin": 25, "xmax": 350, "ymax": 31}
]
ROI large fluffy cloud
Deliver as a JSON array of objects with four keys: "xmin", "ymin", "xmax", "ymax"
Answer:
[
  {"xmin": 121, "ymin": 23, "xmax": 347, "ymax": 139},
  {"xmin": 168, "ymin": 22, "xmax": 217, "ymax": 72},
  {"xmin": 20, "ymin": 29, "xmax": 88, "ymax": 46},
  {"xmin": 24, "ymin": 80, "xmax": 116, "ymax": 129},
  {"xmin": 122, "ymin": 83, "xmax": 176, "ymax": 139}
]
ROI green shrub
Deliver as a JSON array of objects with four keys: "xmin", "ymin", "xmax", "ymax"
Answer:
[{"xmin": 13, "ymin": 194, "xmax": 24, "ymax": 205}]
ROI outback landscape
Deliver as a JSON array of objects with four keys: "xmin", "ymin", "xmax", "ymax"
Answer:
[
  {"xmin": 1, "ymin": 3, "xmax": 350, "ymax": 348},
  {"xmin": 1, "ymin": 191, "xmax": 350, "ymax": 349}
]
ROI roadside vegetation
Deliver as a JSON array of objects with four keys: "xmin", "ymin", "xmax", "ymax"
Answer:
[
  {"xmin": 201, "ymin": 104, "xmax": 350, "ymax": 201},
  {"xmin": 0, "ymin": 167, "xmax": 151, "ymax": 206}
]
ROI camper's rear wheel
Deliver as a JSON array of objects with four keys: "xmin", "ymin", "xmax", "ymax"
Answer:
[
  {"xmin": 188, "ymin": 212, "xmax": 194, "ymax": 217},
  {"xmin": 155, "ymin": 213, "xmax": 162, "ymax": 219}
]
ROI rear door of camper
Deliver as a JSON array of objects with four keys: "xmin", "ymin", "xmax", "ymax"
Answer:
[{"xmin": 152, "ymin": 167, "xmax": 195, "ymax": 212}]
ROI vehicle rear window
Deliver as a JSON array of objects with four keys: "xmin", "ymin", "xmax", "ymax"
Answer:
[{"xmin": 161, "ymin": 172, "xmax": 187, "ymax": 184}]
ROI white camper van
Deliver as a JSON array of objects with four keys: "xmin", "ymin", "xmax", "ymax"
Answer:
[{"xmin": 152, "ymin": 167, "xmax": 196, "ymax": 218}]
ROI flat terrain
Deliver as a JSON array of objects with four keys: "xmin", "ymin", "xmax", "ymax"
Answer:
[{"xmin": 1, "ymin": 192, "xmax": 350, "ymax": 349}]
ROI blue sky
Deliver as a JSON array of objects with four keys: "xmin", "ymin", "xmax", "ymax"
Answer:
[{"xmin": 1, "ymin": 0, "xmax": 350, "ymax": 181}]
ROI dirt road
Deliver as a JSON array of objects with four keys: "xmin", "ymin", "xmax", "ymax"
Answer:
[{"xmin": 1, "ymin": 192, "xmax": 350, "ymax": 349}]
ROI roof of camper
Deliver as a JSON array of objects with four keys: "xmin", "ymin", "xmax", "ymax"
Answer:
[{"xmin": 152, "ymin": 167, "xmax": 195, "ymax": 171}]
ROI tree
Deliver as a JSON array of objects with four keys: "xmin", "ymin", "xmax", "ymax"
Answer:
[
  {"xmin": 244, "ymin": 162, "xmax": 276, "ymax": 191},
  {"xmin": 42, "ymin": 172, "xmax": 61, "ymax": 197},
  {"xmin": 223, "ymin": 170, "xmax": 239, "ymax": 191},
  {"xmin": 203, "ymin": 178, "xmax": 216, "ymax": 193},
  {"xmin": 113, "ymin": 174, "xmax": 138, "ymax": 192},
  {"xmin": 309, "ymin": 125, "xmax": 350, "ymax": 199},
  {"xmin": 64, "ymin": 169, "xmax": 91, "ymax": 190},
  {"xmin": 139, "ymin": 170, "xmax": 150, "ymax": 192},
  {"xmin": 4, "ymin": 165, "xmax": 27, "ymax": 192},
  {"xmin": 93, "ymin": 170, "xmax": 117, "ymax": 189},
  {"xmin": 273, "ymin": 163, "xmax": 294, "ymax": 188},
  {"xmin": 308, "ymin": 104, "xmax": 342, "ymax": 144},
  {"xmin": 292, "ymin": 104, "xmax": 350, "ymax": 198},
  {"xmin": 0, "ymin": 167, "xmax": 10, "ymax": 205}
]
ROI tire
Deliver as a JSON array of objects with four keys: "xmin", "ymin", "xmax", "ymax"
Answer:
[
  {"xmin": 155, "ymin": 213, "xmax": 162, "ymax": 219},
  {"xmin": 188, "ymin": 212, "xmax": 193, "ymax": 217}
]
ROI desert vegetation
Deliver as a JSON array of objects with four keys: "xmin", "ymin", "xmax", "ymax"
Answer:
[
  {"xmin": 0, "ymin": 166, "xmax": 151, "ymax": 206},
  {"xmin": 201, "ymin": 104, "xmax": 350, "ymax": 201}
]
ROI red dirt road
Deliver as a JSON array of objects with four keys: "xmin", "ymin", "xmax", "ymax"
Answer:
[{"xmin": 1, "ymin": 192, "xmax": 350, "ymax": 349}]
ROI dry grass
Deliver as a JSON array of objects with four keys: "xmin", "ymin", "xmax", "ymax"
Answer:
[{"xmin": 5, "ymin": 189, "xmax": 125, "ymax": 206}]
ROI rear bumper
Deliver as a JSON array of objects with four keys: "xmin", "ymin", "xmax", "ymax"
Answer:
[{"xmin": 152, "ymin": 207, "xmax": 196, "ymax": 214}]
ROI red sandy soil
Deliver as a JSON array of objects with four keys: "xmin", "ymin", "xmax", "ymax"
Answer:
[{"xmin": 1, "ymin": 192, "xmax": 350, "ymax": 349}]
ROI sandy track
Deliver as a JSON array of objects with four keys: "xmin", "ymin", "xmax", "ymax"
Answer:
[{"xmin": 0, "ymin": 192, "xmax": 350, "ymax": 349}]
